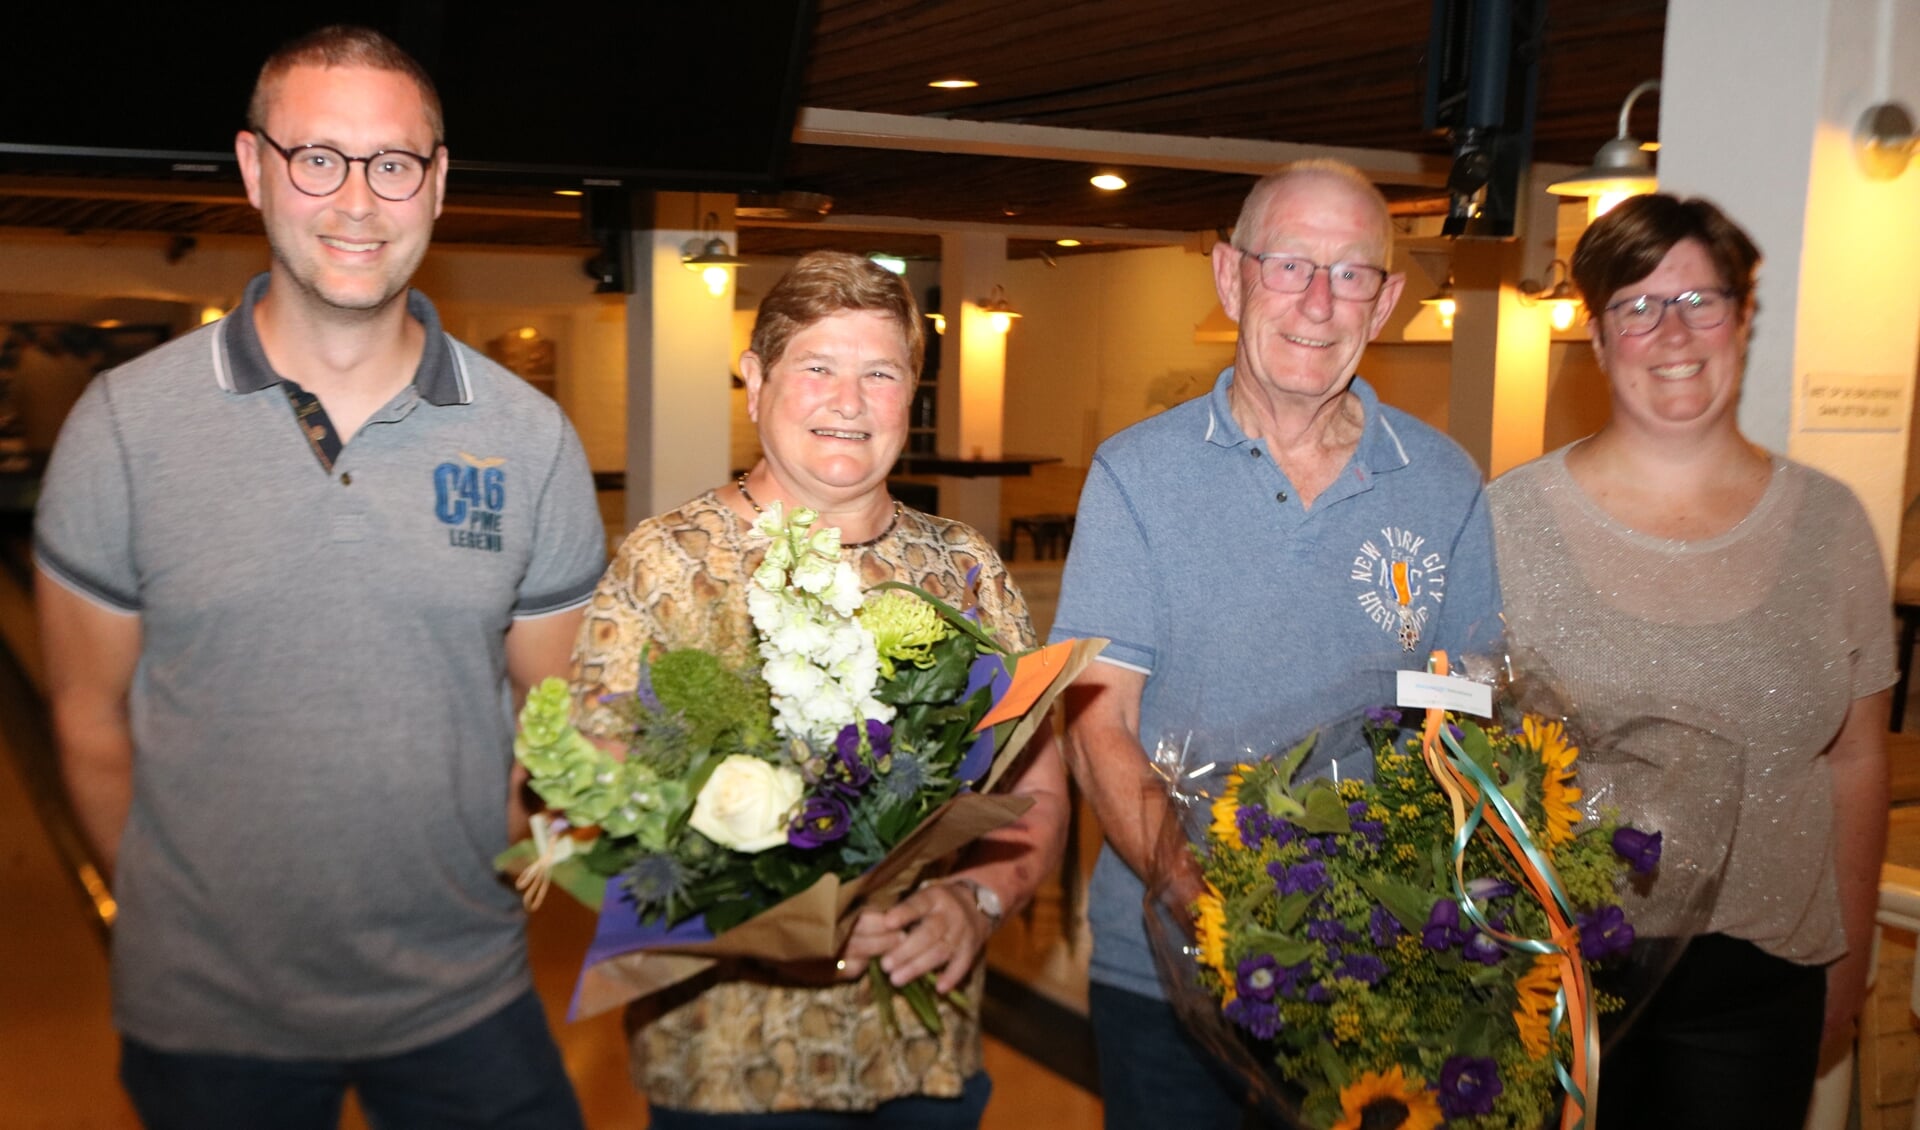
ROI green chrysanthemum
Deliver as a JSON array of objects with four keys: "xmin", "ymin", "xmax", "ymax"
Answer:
[{"xmin": 858, "ymin": 590, "xmax": 953, "ymax": 679}]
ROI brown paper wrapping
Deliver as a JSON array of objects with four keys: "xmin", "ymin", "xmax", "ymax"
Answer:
[{"xmin": 567, "ymin": 635, "xmax": 1107, "ymax": 1020}]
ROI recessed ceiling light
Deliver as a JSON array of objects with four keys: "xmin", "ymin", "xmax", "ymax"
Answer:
[
  {"xmin": 554, "ymin": 189, "xmax": 583, "ymax": 197},
  {"xmin": 1055, "ymin": 239, "xmax": 1082, "ymax": 247},
  {"xmin": 1090, "ymin": 173, "xmax": 1127, "ymax": 191},
  {"xmin": 928, "ymin": 78, "xmax": 978, "ymax": 89},
  {"xmin": 868, "ymin": 254, "xmax": 907, "ymax": 275}
]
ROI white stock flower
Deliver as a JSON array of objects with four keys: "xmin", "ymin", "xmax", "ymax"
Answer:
[
  {"xmin": 822, "ymin": 564, "xmax": 864, "ymax": 617},
  {"xmin": 688, "ymin": 755, "xmax": 804, "ymax": 852},
  {"xmin": 762, "ymin": 652, "xmax": 827, "ymax": 701},
  {"xmin": 790, "ymin": 552, "xmax": 838, "ymax": 595}
]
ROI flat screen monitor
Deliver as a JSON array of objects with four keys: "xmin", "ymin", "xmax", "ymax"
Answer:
[{"xmin": 1, "ymin": 3, "xmax": 815, "ymax": 189}]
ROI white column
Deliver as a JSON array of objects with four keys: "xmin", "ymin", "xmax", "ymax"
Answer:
[
  {"xmin": 623, "ymin": 193, "xmax": 736, "ymax": 528},
  {"xmin": 1661, "ymin": 0, "xmax": 1920, "ymax": 572},
  {"xmin": 936, "ymin": 231, "xmax": 1011, "ymax": 542}
]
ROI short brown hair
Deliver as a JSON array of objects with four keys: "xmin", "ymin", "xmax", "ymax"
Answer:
[
  {"xmin": 749, "ymin": 251, "xmax": 926, "ymax": 380},
  {"xmin": 1571, "ymin": 194, "xmax": 1761, "ymax": 316},
  {"xmin": 248, "ymin": 25, "xmax": 444, "ymax": 144}
]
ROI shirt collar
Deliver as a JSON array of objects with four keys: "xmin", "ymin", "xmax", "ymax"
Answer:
[
  {"xmin": 213, "ymin": 272, "xmax": 469, "ymax": 406},
  {"xmin": 1204, "ymin": 368, "xmax": 1413, "ymax": 474}
]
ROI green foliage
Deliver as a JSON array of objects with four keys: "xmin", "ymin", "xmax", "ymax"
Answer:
[{"xmin": 1192, "ymin": 713, "xmax": 1638, "ymax": 1129}]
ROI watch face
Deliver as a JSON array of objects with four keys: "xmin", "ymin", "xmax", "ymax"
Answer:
[{"xmin": 965, "ymin": 878, "xmax": 1003, "ymax": 921}]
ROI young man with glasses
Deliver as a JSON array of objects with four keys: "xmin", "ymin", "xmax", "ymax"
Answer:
[
  {"xmin": 34, "ymin": 25, "xmax": 600, "ymax": 1128},
  {"xmin": 1049, "ymin": 161, "xmax": 1501, "ymax": 1129}
]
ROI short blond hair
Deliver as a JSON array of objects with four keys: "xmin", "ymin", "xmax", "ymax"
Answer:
[{"xmin": 1232, "ymin": 159, "xmax": 1394, "ymax": 265}]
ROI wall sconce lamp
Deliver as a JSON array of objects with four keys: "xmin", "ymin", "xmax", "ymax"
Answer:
[
  {"xmin": 1420, "ymin": 275, "xmax": 1457, "ymax": 330},
  {"xmin": 1856, "ymin": 102, "xmax": 1917, "ymax": 180},
  {"xmin": 1548, "ymin": 79, "xmax": 1661, "ymax": 217},
  {"xmin": 1518, "ymin": 259, "xmax": 1581, "ymax": 331},
  {"xmin": 926, "ymin": 312, "xmax": 947, "ymax": 336},
  {"xmin": 681, "ymin": 212, "xmax": 744, "ymax": 297},
  {"xmin": 977, "ymin": 285, "xmax": 1022, "ymax": 334}
]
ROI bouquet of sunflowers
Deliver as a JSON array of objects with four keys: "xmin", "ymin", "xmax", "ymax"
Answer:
[
  {"xmin": 1148, "ymin": 659, "xmax": 1697, "ymax": 1130},
  {"xmin": 502, "ymin": 503, "xmax": 1101, "ymax": 1024}
]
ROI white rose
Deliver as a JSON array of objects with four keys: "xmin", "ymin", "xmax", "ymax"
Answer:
[{"xmin": 688, "ymin": 755, "xmax": 804, "ymax": 852}]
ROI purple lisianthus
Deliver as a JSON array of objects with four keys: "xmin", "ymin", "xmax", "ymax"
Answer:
[
  {"xmin": 788, "ymin": 794, "xmax": 850, "ymax": 848},
  {"xmin": 1336, "ymin": 952, "xmax": 1388, "ymax": 985},
  {"xmin": 1466, "ymin": 877, "xmax": 1516, "ymax": 903},
  {"xmin": 1462, "ymin": 930, "xmax": 1506, "ymax": 966},
  {"xmin": 1269, "ymin": 859, "xmax": 1330, "ymax": 897},
  {"xmin": 1368, "ymin": 904, "xmax": 1404, "ymax": 946},
  {"xmin": 1437, "ymin": 1055, "xmax": 1504, "ymax": 1118},
  {"xmin": 1613, "ymin": 826, "xmax": 1663, "ymax": 875},
  {"xmin": 1236, "ymin": 954, "xmax": 1282, "ymax": 1002},
  {"xmin": 1223, "ymin": 996, "xmax": 1281, "ymax": 1039},
  {"xmin": 1579, "ymin": 904, "xmax": 1636, "ymax": 961},
  {"xmin": 1446, "ymin": 722, "xmax": 1465, "ymax": 742},
  {"xmin": 1421, "ymin": 898, "xmax": 1469, "ymax": 951},
  {"xmin": 1303, "ymin": 982, "xmax": 1332, "ymax": 1004},
  {"xmin": 1365, "ymin": 705, "xmax": 1403, "ymax": 726},
  {"xmin": 832, "ymin": 719, "xmax": 889, "ymax": 791}
]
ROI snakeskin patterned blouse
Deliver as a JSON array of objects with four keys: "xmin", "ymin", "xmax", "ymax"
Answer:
[{"xmin": 570, "ymin": 489, "xmax": 1036, "ymax": 1113}]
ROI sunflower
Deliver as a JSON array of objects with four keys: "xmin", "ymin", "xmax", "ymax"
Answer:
[
  {"xmin": 1524, "ymin": 715, "xmax": 1581, "ymax": 845},
  {"xmin": 1194, "ymin": 883, "xmax": 1235, "ymax": 1004},
  {"xmin": 1512, "ymin": 955, "xmax": 1561, "ymax": 1059},
  {"xmin": 1209, "ymin": 769, "xmax": 1246, "ymax": 844},
  {"xmin": 1331, "ymin": 1066, "xmax": 1444, "ymax": 1130}
]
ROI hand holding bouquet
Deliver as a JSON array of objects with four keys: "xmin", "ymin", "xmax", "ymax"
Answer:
[
  {"xmin": 503, "ymin": 502, "xmax": 1100, "ymax": 1025},
  {"xmin": 1147, "ymin": 658, "xmax": 1730, "ymax": 1129}
]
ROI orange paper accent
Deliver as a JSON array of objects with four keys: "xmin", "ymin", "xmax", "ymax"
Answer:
[{"xmin": 974, "ymin": 640, "xmax": 1076, "ymax": 732}]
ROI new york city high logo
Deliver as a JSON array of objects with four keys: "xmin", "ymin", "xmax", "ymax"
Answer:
[
  {"xmin": 1349, "ymin": 525, "xmax": 1447, "ymax": 652},
  {"xmin": 434, "ymin": 452, "xmax": 507, "ymax": 553}
]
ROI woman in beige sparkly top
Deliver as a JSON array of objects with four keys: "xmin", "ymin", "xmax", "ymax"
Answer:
[
  {"xmin": 570, "ymin": 251, "xmax": 1070, "ymax": 1127},
  {"xmin": 1487, "ymin": 195, "xmax": 1895, "ymax": 1128}
]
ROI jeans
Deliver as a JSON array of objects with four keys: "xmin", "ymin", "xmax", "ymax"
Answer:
[
  {"xmin": 645, "ymin": 1072, "xmax": 992, "ymax": 1129},
  {"xmin": 119, "ymin": 989, "xmax": 585, "ymax": 1130},
  {"xmin": 1599, "ymin": 933, "xmax": 1826, "ymax": 1129},
  {"xmin": 1089, "ymin": 982, "xmax": 1278, "ymax": 1130}
]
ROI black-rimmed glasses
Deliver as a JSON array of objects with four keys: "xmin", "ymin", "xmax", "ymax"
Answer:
[
  {"xmin": 252, "ymin": 130, "xmax": 438, "ymax": 202},
  {"xmin": 1604, "ymin": 289, "xmax": 1736, "ymax": 337},
  {"xmin": 1242, "ymin": 250, "xmax": 1389, "ymax": 302}
]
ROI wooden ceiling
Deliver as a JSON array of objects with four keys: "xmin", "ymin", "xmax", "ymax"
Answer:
[{"xmin": 0, "ymin": 0, "xmax": 1668, "ymax": 259}]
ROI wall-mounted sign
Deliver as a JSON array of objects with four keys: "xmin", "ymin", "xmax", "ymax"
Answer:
[{"xmin": 1798, "ymin": 371, "xmax": 1908, "ymax": 433}]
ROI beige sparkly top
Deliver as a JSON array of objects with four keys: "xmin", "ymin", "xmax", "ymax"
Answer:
[
  {"xmin": 1489, "ymin": 447, "xmax": 1896, "ymax": 963},
  {"xmin": 570, "ymin": 490, "xmax": 1036, "ymax": 1113}
]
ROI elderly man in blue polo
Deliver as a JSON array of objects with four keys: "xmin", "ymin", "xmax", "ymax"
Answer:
[{"xmin": 1049, "ymin": 159, "xmax": 1500, "ymax": 1130}]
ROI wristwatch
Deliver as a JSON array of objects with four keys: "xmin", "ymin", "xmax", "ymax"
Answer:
[{"xmin": 948, "ymin": 877, "xmax": 1005, "ymax": 930}]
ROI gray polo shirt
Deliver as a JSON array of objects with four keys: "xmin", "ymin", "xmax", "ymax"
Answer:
[
  {"xmin": 1049, "ymin": 370, "xmax": 1502, "ymax": 999},
  {"xmin": 35, "ymin": 273, "xmax": 606, "ymax": 1057}
]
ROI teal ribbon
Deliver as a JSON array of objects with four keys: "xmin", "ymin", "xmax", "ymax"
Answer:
[{"xmin": 1433, "ymin": 723, "xmax": 1597, "ymax": 1130}]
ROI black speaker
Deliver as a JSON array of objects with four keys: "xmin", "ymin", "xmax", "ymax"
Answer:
[
  {"xmin": 1423, "ymin": 0, "xmax": 1544, "ymax": 239},
  {"xmin": 582, "ymin": 188, "xmax": 636, "ymax": 294}
]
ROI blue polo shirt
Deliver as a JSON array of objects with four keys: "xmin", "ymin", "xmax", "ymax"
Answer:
[{"xmin": 1049, "ymin": 369, "xmax": 1501, "ymax": 999}]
